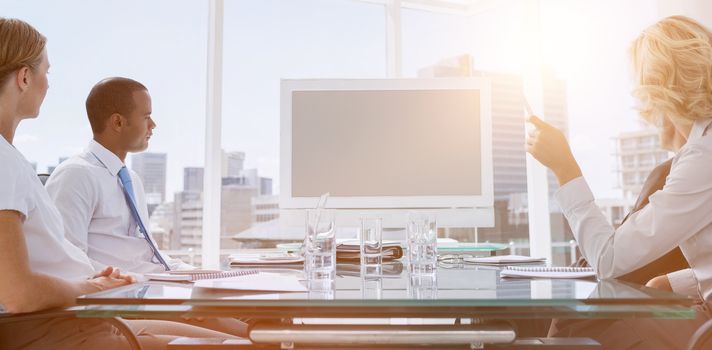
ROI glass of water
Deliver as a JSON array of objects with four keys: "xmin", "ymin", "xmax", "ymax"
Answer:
[
  {"xmin": 408, "ymin": 273, "xmax": 438, "ymax": 299},
  {"xmin": 406, "ymin": 212, "xmax": 438, "ymax": 275},
  {"xmin": 361, "ymin": 276, "xmax": 383, "ymax": 300},
  {"xmin": 360, "ymin": 217, "xmax": 383, "ymax": 276},
  {"xmin": 305, "ymin": 209, "xmax": 336, "ymax": 289}
]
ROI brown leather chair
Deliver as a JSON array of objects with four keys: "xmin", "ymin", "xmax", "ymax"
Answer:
[{"xmin": 0, "ymin": 309, "xmax": 142, "ymax": 350}]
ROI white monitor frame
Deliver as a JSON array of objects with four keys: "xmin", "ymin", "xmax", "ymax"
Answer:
[{"xmin": 280, "ymin": 78, "xmax": 493, "ymax": 227}]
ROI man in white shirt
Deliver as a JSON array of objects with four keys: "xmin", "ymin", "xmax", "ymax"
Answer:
[
  {"xmin": 46, "ymin": 77, "xmax": 190, "ymax": 274},
  {"xmin": 46, "ymin": 77, "xmax": 248, "ymax": 337}
]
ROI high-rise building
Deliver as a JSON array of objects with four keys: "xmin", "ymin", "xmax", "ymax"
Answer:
[
  {"xmin": 183, "ymin": 167, "xmax": 204, "ymax": 192},
  {"xmin": 173, "ymin": 191, "xmax": 203, "ymax": 249},
  {"xmin": 252, "ymin": 195, "xmax": 279, "ymax": 223},
  {"xmin": 223, "ymin": 151, "xmax": 245, "ymax": 177},
  {"xmin": 260, "ymin": 177, "xmax": 273, "ymax": 196},
  {"xmin": 221, "ymin": 184, "xmax": 259, "ymax": 249},
  {"xmin": 131, "ymin": 152, "xmax": 167, "ymax": 215},
  {"xmin": 613, "ymin": 128, "xmax": 671, "ymax": 200},
  {"xmin": 239, "ymin": 168, "xmax": 258, "ymax": 187},
  {"xmin": 172, "ymin": 184, "xmax": 258, "ymax": 250},
  {"xmin": 148, "ymin": 201, "xmax": 174, "ymax": 249}
]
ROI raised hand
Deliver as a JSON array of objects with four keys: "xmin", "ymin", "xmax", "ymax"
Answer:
[{"xmin": 525, "ymin": 116, "xmax": 582, "ymax": 186}]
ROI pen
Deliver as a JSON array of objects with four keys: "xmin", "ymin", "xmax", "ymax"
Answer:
[{"xmin": 523, "ymin": 94, "xmax": 534, "ymax": 117}]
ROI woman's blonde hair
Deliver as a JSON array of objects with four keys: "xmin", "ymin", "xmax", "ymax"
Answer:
[
  {"xmin": 631, "ymin": 16, "xmax": 712, "ymax": 127},
  {"xmin": 0, "ymin": 18, "xmax": 46, "ymax": 85}
]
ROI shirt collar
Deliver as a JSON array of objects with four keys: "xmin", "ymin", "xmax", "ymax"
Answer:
[
  {"xmin": 87, "ymin": 140, "xmax": 125, "ymax": 177},
  {"xmin": 688, "ymin": 118, "xmax": 712, "ymax": 142}
]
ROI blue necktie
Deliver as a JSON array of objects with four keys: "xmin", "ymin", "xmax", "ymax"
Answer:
[{"xmin": 118, "ymin": 166, "xmax": 170, "ymax": 271}]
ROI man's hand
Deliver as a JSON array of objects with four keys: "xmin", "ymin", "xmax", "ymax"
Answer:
[
  {"xmin": 82, "ymin": 266, "xmax": 136, "ymax": 294},
  {"xmin": 525, "ymin": 116, "xmax": 583, "ymax": 186}
]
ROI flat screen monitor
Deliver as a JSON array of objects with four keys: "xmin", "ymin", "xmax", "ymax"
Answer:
[{"xmin": 280, "ymin": 78, "xmax": 493, "ymax": 228}]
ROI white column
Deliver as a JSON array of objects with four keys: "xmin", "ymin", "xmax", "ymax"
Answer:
[
  {"xmin": 521, "ymin": 0, "xmax": 552, "ymax": 263},
  {"xmin": 202, "ymin": 0, "xmax": 224, "ymax": 269},
  {"xmin": 385, "ymin": 0, "xmax": 402, "ymax": 78}
]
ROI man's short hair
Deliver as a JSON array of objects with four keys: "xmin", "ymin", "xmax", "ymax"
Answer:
[{"xmin": 85, "ymin": 77, "xmax": 148, "ymax": 134}]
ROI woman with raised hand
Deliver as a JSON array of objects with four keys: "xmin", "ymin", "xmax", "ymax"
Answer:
[
  {"xmin": 527, "ymin": 16, "xmax": 712, "ymax": 349},
  {"xmin": 0, "ymin": 17, "xmax": 235, "ymax": 349}
]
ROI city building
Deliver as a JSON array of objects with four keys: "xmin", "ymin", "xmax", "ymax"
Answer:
[
  {"xmin": 172, "ymin": 184, "xmax": 258, "ymax": 250},
  {"xmin": 220, "ymin": 184, "xmax": 259, "ymax": 249},
  {"xmin": 613, "ymin": 128, "xmax": 672, "ymax": 200},
  {"xmin": 169, "ymin": 151, "xmax": 273, "ymax": 250},
  {"xmin": 172, "ymin": 191, "xmax": 203, "ymax": 250},
  {"xmin": 260, "ymin": 177, "xmax": 273, "ymax": 196},
  {"xmin": 183, "ymin": 167, "xmax": 204, "ymax": 192},
  {"xmin": 148, "ymin": 201, "xmax": 174, "ymax": 249},
  {"xmin": 252, "ymin": 195, "xmax": 279, "ymax": 223},
  {"xmin": 131, "ymin": 152, "xmax": 167, "ymax": 215},
  {"xmin": 223, "ymin": 150, "xmax": 245, "ymax": 177},
  {"xmin": 235, "ymin": 168, "xmax": 273, "ymax": 195}
]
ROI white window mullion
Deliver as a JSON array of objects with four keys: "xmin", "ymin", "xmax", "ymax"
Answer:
[
  {"xmin": 202, "ymin": 0, "xmax": 224, "ymax": 269},
  {"xmin": 385, "ymin": 0, "xmax": 402, "ymax": 78},
  {"xmin": 521, "ymin": 0, "xmax": 552, "ymax": 263}
]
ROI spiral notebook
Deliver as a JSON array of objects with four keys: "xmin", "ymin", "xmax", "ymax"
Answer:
[
  {"xmin": 500, "ymin": 266, "xmax": 596, "ymax": 279},
  {"xmin": 145, "ymin": 269, "xmax": 259, "ymax": 282}
]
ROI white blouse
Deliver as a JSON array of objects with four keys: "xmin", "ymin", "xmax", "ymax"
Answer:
[
  {"xmin": 556, "ymin": 118, "xmax": 712, "ymax": 301},
  {"xmin": 0, "ymin": 136, "xmax": 95, "ymax": 281}
]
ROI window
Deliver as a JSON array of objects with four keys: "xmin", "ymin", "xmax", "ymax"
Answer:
[
  {"xmin": 8, "ymin": 0, "xmax": 209, "ymax": 265},
  {"xmin": 9, "ymin": 0, "xmax": 673, "ymax": 268},
  {"xmin": 219, "ymin": 0, "xmax": 386, "ymax": 253}
]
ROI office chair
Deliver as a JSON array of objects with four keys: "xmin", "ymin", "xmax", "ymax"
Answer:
[
  {"xmin": 688, "ymin": 318, "xmax": 712, "ymax": 350},
  {"xmin": 0, "ymin": 174, "xmax": 144, "ymax": 349},
  {"xmin": 0, "ymin": 309, "xmax": 142, "ymax": 350}
]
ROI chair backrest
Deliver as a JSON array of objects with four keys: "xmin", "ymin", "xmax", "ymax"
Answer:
[
  {"xmin": 37, "ymin": 173, "xmax": 50, "ymax": 186},
  {"xmin": 688, "ymin": 318, "xmax": 712, "ymax": 350}
]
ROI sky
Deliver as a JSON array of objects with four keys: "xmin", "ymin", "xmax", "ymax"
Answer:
[{"xmin": 2, "ymin": 0, "xmax": 696, "ymax": 200}]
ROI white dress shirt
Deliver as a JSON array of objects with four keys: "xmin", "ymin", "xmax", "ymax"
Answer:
[
  {"xmin": 0, "ymin": 136, "xmax": 95, "ymax": 281},
  {"xmin": 556, "ymin": 118, "xmax": 712, "ymax": 301},
  {"xmin": 46, "ymin": 140, "xmax": 192, "ymax": 274},
  {"xmin": 668, "ymin": 268, "xmax": 699, "ymax": 298}
]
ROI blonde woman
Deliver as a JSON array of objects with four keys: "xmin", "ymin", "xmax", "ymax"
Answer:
[
  {"xmin": 527, "ymin": 16, "xmax": 712, "ymax": 348},
  {"xmin": 0, "ymin": 18, "xmax": 236, "ymax": 349}
]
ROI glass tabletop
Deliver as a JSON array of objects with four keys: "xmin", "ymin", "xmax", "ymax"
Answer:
[{"xmin": 76, "ymin": 263, "xmax": 695, "ymax": 320}]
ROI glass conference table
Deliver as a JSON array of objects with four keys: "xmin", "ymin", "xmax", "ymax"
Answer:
[{"xmin": 74, "ymin": 262, "xmax": 696, "ymax": 349}]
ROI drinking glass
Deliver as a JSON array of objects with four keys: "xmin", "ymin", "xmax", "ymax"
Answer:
[
  {"xmin": 361, "ymin": 276, "xmax": 383, "ymax": 300},
  {"xmin": 360, "ymin": 217, "xmax": 383, "ymax": 276},
  {"xmin": 408, "ymin": 273, "xmax": 438, "ymax": 299},
  {"xmin": 305, "ymin": 209, "xmax": 336, "ymax": 289},
  {"xmin": 406, "ymin": 212, "xmax": 438, "ymax": 275}
]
